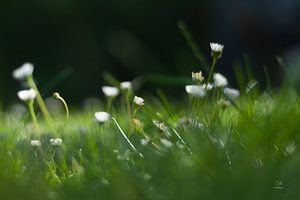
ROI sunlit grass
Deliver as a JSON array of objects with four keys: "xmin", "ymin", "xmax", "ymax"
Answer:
[
  {"xmin": 2, "ymin": 41, "xmax": 300, "ymax": 199},
  {"xmin": 0, "ymin": 87, "xmax": 300, "ymax": 199}
]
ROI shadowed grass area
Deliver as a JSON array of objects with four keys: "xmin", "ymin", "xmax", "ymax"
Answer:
[{"xmin": 0, "ymin": 87, "xmax": 300, "ymax": 199}]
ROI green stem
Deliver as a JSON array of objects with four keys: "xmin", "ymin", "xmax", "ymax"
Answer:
[
  {"xmin": 53, "ymin": 92, "xmax": 69, "ymax": 128},
  {"xmin": 111, "ymin": 117, "xmax": 143, "ymax": 158},
  {"xmin": 106, "ymin": 97, "xmax": 113, "ymax": 112},
  {"xmin": 133, "ymin": 106, "xmax": 140, "ymax": 119},
  {"xmin": 26, "ymin": 76, "xmax": 53, "ymax": 125},
  {"xmin": 172, "ymin": 128, "xmax": 193, "ymax": 156},
  {"xmin": 27, "ymin": 101, "xmax": 38, "ymax": 129},
  {"xmin": 125, "ymin": 93, "xmax": 131, "ymax": 117},
  {"xmin": 205, "ymin": 56, "xmax": 217, "ymax": 88}
]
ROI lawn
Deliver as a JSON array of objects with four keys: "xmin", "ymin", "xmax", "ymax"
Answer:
[{"xmin": 1, "ymin": 44, "xmax": 299, "ymax": 200}]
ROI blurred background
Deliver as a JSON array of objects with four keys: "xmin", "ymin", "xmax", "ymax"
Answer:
[{"xmin": 1, "ymin": 0, "xmax": 300, "ymax": 106}]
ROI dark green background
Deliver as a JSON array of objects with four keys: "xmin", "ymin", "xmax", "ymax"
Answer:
[{"xmin": 1, "ymin": 0, "xmax": 300, "ymax": 105}]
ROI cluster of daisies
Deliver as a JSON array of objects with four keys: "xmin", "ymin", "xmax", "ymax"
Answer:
[
  {"xmin": 186, "ymin": 43, "xmax": 240, "ymax": 100},
  {"xmin": 94, "ymin": 84, "xmax": 145, "ymax": 123},
  {"xmin": 13, "ymin": 63, "xmax": 63, "ymax": 147},
  {"xmin": 12, "ymin": 42, "xmax": 239, "ymax": 150},
  {"xmin": 12, "ymin": 63, "xmax": 146, "ymax": 149},
  {"xmin": 13, "ymin": 63, "xmax": 37, "ymax": 102}
]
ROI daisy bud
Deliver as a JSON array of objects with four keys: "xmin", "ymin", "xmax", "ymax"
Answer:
[
  {"xmin": 95, "ymin": 111, "xmax": 110, "ymax": 123},
  {"xmin": 134, "ymin": 96, "xmax": 144, "ymax": 106},
  {"xmin": 50, "ymin": 138, "xmax": 63, "ymax": 146},
  {"xmin": 192, "ymin": 71, "xmax": 204, "ymax": 82},
  {"xmin": 120, "ymin": 81, "xmax": 132, "ymax": 90},
  {"xmin": 185, "ymin": 85, "xmax": 206, "ymax": 97},
  {"xmin": 210, "ymin": 42, "xmax": 224, "ymax": 59},
  {"xmin": 213, "ymin": 73, "xmax": 228, "ymax": 87},
  {"xmin": 102, "ymin": 86, "xmax": 119, "ymax": 98},
  {"xmin": 12, "ymin": 63, "xmax": 34, "ymax": 80},
  {"xmin": 17, "ymin": 88, "xmax": 37, "ymax": 102},
  {"xmin": 30, "ymin": 140, "xmax": 41, "ymax": 147},
  {"xmin": 224, "ymin": 88, "xmax": 240, "ymax": 99}
]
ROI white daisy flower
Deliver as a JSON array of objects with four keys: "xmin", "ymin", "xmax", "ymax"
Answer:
[
  {"xmin": 94, "ymin": 111, "xmax": 110, "ymax": 122},
  {"xmin": 102, "ymin": 86, "xmax": 119, "ymax": 97},
  {"xmin": 12, "ymin": 63, "xmax": 34, "ymax": 80},
  {"xmin": 50, "ymin": 138, "xmax": 63, "ymax": 146},
  {"xmin": 224, "ymin": 88, "xmax": 240, "ymax": 99},
  {"xmin": 17, "ymin": 88, "xmax": 37, "ymax": 102},
  {"xmin": 210, "ymin": 42, "xmax": 224, "ymax": 58},
  {"xmin": 30, "ymin": 140, "xmax": 41, "ymax": 147},
  {"xmin": 201, "ymin": 83, "xmax": 213, "ymax": 91},
  {"xmin": 185, "ymin": 85, "xmax": 206, "ymax": 97},
  {"xmin": 133, "ymin": 96, "xmax": 144, "ymax": 106},
  {"xmin": 213, "ymin": 73, "xmax": 228, "ymax": 87},
  {"xmin": 120, "ymin": 81, "xmax": 132, "ymax": 90}
]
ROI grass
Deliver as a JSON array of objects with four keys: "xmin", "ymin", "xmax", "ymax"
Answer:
[
  {"xmin": 1, "ymin": 85, "xmax": 300, "ymax": 200},
  {"xmin": 3, "ymin": 44, "xmax": 300, "ymax": 199}
]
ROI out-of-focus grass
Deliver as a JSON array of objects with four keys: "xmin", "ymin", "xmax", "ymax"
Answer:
[{"xmin": 0, "ymin": 87, "xmax": 300, "ymax": 200}]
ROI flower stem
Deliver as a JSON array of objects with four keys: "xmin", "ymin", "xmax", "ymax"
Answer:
[
  {"xmin": 133, "ymin": 106, "xmax": 140, "ymax": 119},
  {"xmin": 26, "ymin": 76, "xmax": 53, "ymax": 125},
  {"xmin": 27, "ymin": 101, "xmax": 38, "ymax": 129},
  {"xmin": 53, "ymin": 92, "xmax": 69, "ymax": 128},
  {"xmin": 111, "ymin": 117, "xmax": 143, "ymax": 158},
  {"xmin": 106, "ymin": 97, "xmax": 113, "ymax": 112},
  {"xmin": 205, "ymin": 56, "xmax": 217, "ymax": 88},
  {"xmin": 172, "ymin": 128, "xmax": 193, "ymax": 156},
  {"xmin": 125, "ymin": 93, "xmax": 131, "ymax": 117}
]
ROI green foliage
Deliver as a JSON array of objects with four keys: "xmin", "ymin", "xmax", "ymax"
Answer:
[{"xmin": 0, "ymin": 87, "xmax": 300, "ymax": 199}]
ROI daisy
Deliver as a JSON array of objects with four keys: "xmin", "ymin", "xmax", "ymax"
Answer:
[
  {"xmin": 224, "ymin": 88, "xmax": 240, "ymax": 99},
  {"xmin": 134, "ymin": 96, "xmax": 144, "ymax": 106},
  {"xmin": 94, "ymin": 111, "xmax": 110, "ymax": 122},
  {"xmin": 12, "ymin": 63, "xmax": 34, "ymax": 80},
  {"xmin": 185, "ymin": 85, "xmax": 206, "ymax": 97},
  {"xmin": 102, "ymin": 86, "xmax": 119, "ymax": 98},
  {"xmin": 213, "ymin": 73, "xmax": 228, "ymax": 87},
  {"xmin": 201, "ymin": 83, "xmax": 213, "ymax": 91},
  {"xmin": 120, "ymin": 81, "xmax": 132, "ymax": 90},
  {"xmin": 210, "ymin": 43, "xmax": 224, "ymax": 58},
  {"xmin": 50, "ymin": 138, "xmax": 63, "ymax": 146},
  {"xmin": 17, "ymin": 88, "xmax": 37, "ymax": 102},
  {"xmin": 30, "ymin": 140, "xmax": 41, "ymax": 147}
]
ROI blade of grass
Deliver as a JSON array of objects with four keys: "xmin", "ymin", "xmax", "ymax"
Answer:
[
  {"xmin": 43, "ymin": 67, "xmax": 73, "ymax": 95},
  {"xmin": 156, "ymin": 89, "xmax": 175, "ymax": 120},
  {"xmin": 102, "ymin": 72, "xmax": 120, "ymax": 87},
  {"xmin": 243, "ymin": 53, "xmax": 254, "ymax": 81},
  {"xmin": 263, "ymin": 65, "xmax": 272, "ymax": 91},
  {"xmin": 178, "ymin": 21, "xmax": 209, "ymax": 72}
]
